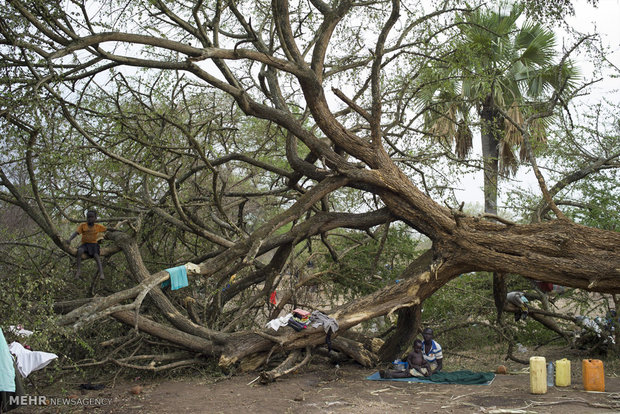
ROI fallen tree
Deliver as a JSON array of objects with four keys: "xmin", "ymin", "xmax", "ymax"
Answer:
[
  {"xmin": 55, "ymin": 216, "xmax": 619, "ymax": 371},
  {"xmin": 0, "ymin": 0, "xmax": 619, "ymax": 377}
]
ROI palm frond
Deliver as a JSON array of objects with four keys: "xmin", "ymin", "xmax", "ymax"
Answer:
[
  {"xmin": 518, "ymin": 118, "xmax": 549, "ymax": 162},
  {"xmin": 530, "ymin": 118, "xmax": 548, "ymax": 143},
  {"xmin": 494, "ymin": 88, "xmax": 506, "ymax": 108},
  {"xmin": 455, "ymin": 120, "xmax": 473, "ymax": 159},
  {"xmin": 499, "ymin": 139, "xmax": 519, "ymax": 176},
  {"xmin": 515, "ymin": 22, "xmax": 556, "ymax": 67},
  {"xmin": 427, "ymin": 103, "xmax": 458, "ymax": 145},
  {"xmin": 537, "ymin": 61, "xmax": 581, "ymax": 96},
  {"xmin": 504, "ymin": 102, "xmax": 523, "ymax": 146}
]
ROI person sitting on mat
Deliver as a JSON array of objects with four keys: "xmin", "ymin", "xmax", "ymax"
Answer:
[
  {"xmin": 380, "ymin": 339, "xmax": 432, "ymax": 378},
  {"xmin": 422, "ymin": 327, "xmax": 443, "ymax": 373}
]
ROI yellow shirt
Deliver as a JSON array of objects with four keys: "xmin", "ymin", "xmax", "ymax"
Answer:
[{"xmin": 77, "ymin": 223, "xmax": 106, "ymax": 244}]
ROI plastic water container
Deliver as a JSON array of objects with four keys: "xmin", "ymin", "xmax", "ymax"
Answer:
[
  {"xmin": 530, "ymin": 356, "xmax": 547, "ymax": 394},
  {"xmin": 547, "ymin": 362, "xmax": 554, "ymax": 387},
  {"xmin": 393, "ymin": 359, "xmax": 406, "ymax": 371},
  {"xmin": 555, "ymin": 358, "xmax": 571, "ymax": 387},
  {"xmin": 582, "ymin": 359, "xmax": 605, "ymax": 391}
]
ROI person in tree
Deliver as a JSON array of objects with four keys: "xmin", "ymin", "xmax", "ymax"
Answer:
[
  {"xmin": 66, "ymin": 210, "xmax": 106, "ymax": 279},
  {"xmin": 380, "ymin": 339, "xmax": 432, "ymax": 378},
  {"xmin": 421, "ymin": 327, "xmax": 443, "ymax": 373},
  {"xmin": 506, "ymin": 291, "xmax": 529, "ymax": 321}
]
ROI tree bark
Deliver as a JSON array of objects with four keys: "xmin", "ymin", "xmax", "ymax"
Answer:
[
  {"xmin": 60, "ymin": 216, "xmax": 618, "ymax": 369},
  {"xmin": 377, "ymin": 305, "xmax": 421, "ymax": 361},
  {"xmin": 493, "ymin": 273, "xmax": 508, "ymax": 323}
]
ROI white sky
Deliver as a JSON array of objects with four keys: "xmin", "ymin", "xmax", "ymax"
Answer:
[
  {"xmin": 454, "ymin": 0, "xmax": 620, "ymax": 211},
  {"xmin": 567, "ymin": 0, "xmax": 620, "ymax": 100}
]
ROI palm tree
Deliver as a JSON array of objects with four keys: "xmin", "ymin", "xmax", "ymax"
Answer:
[
  {"xmin": 422, "ymin": 2, "xmax": 578, "ymax": 215},
  {"xmin": 419, "ymin": 3, "xmax": 578, "ymax": 319}
]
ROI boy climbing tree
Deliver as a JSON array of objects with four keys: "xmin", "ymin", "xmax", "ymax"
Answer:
[{"xmin": 66, "ymin": 210, "xmax": 106, "ymax": 280}]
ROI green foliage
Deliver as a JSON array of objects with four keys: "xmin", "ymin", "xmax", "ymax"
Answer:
[
  {"xmin": 513, "ymin": 317, "xmax": 559, "ymax": 346},
  {"xmin": 504, "ymin": 101, "xmax": 620, "ymax": 226},
  {"xmin": 311, "ymin": 224, "xmax": 423, "ymax": 301},
  {"xmin": 0, "ymin": 224, "xmax": 89, "ymax": 372},
  {"xmin": 423, "ymin": 273, "xmax": 495, "ymax": 323},
  {"xmin": 421, "ymin": 272, "xmax": 566, "ymax": 350},
  {"xmin": 567, "ymin": 183, "xmax": 619, "ymax": 231},
  {"xmin": 0, "ymin": 204, "xmax": 140, "ymax": 375}
]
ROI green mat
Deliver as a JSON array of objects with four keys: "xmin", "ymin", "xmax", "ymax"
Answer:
[{"xmin": 367, "ymin": 370, "xmax": 495, "ymax": 385}]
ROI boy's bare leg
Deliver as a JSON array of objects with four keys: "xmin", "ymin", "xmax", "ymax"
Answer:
[
  {"xmin": 379, "ymin": 369, "xmax": 411, "ymax": 379},
  {"xmin": 89, "ymin": 275, "xmax": 98, "ymax": 296},
  {"xmin": 389, "ymin": 370, "xmax": 412, "ymax": 378},
  {"xmin": 94, "ymin": 254, "xmax": 104, "ymax": 279},
  {"xmin": 75, "ymin": 246, "xmax": 85, "ymax": 278}
]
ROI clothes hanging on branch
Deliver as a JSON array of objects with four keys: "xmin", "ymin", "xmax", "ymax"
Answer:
[{"xmin": 8, "ymin": 342, "xmax": 57, "ymax": 378}]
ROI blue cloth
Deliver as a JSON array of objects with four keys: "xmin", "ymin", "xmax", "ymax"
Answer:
[
  {"xmin": 0, "ymin": 328, "xmax": 15, "ymax": 392},
  {"xmin": 161, "ymin": 265, "xmax": 188, "ymax": 291},
  {"xmin": 366, "ymin": 370, "xmax": 494, "ymax": 385},
  {"xmin": 367, "ymin": 371, "xmax": 435, "ymax": 383}
]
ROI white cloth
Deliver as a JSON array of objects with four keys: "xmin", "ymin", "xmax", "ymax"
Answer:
[
  {"xmin": 184, "ymin": 262, "xmax": 201, "ymax": 275},
  {"xmin": 265, "ymin": 313, "xmax": 293, "ymax": 331},
  {"xmin": 409, "ymin": 366, "xmax": 429, "ymax": 377},
  {"xmin": 8, "ymin": 325, "xmax": 33, "ymax": 337},
  {"xmin": 8, "ymin": 342, "xmax": 57, "ymax": 378}
]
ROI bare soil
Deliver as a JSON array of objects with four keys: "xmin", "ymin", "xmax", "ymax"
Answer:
[{"xmin": 15, "ymin": 347, "xmax": 620, "ymax": 414}]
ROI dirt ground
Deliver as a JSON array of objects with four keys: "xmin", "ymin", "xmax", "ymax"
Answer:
[{"xmin": 13, "ymin": 347, "xmax": 620, "ymax": 414}]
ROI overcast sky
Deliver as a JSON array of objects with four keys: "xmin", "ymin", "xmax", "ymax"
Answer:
[{"xmin": 567, "ymin": 0, "xmax": 620, "ymax": 101}]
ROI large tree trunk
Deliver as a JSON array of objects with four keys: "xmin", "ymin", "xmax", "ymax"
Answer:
[
  {"xmin": 480, "ymin": 99, "xmax": 509, "ymax": 321},
  {"xmin": 59, "ymin": 216, "xmax": 619, "ymax": 370},
  {"xmin": 377, "ymin": 250, "xmax": 432, "ymax": 360},
  {"xmin": 377, "ymin": 305, "xmax": 421, "ymax": 361},
  {"xmin": 479, "ymin": 99, "xmax": 501, "ymax": 216}
]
